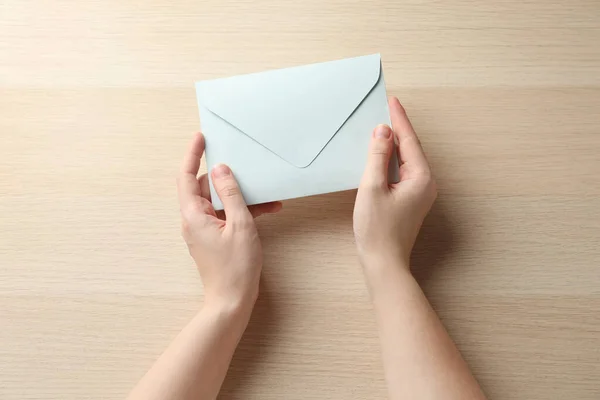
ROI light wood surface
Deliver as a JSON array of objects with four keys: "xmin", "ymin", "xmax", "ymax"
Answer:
[{"xmin": 1, "ymin": 1, "xmax": 599, "ymax": 399}]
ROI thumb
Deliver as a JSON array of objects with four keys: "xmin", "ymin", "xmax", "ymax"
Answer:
[
  {"xmin": 211, "ymin": 164, "xmax": 252, "ymax": 225},
  {"xmin": 360, "ymin": 124, "xmax": 394, "ymax": 190}
]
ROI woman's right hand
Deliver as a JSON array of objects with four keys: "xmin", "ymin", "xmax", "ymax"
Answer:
[{"xmin": 353, "ymin": 97, "xmax": 437, "ymax": 272}]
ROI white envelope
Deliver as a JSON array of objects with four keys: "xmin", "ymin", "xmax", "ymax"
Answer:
[{"xmin": 195, "ymin": 54, "xmax": 399, "ymax": 210}]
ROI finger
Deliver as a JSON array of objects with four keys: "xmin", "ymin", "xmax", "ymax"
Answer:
[
  {"xmin": 198, "ymin": 173, "xmax": 221, "ymax": 219},
  {"xmin": 188, "ymin": 197, "xmax": 218, "ymax": 220},
  {"xmin": 388, "ymin": 97, "xmax": 430, "ymax": 174},
  {"xmin": 211, "ymin": 164, "xmax": 252, "ymax": 225},
  {"xmin": 177, "ymin": 132, "xmax": 205, "ymax": 208},
  {"xmin": 249, "ymin": 201, "xmax": 283, "ymax": 218},
  {"xmin": 180, "ymin": 132, "xmax": 205, "ymax": 176},
  {"xmin": 360, "ymin": 124, "xmax": 394, "ymax": 190},
  {"xmin": 192, "ymin": 175, "xmax": 218, "ymax": 218},
  {"xmin": 197, "ymin": 173, "xmax": 211, "ymax": 201}
]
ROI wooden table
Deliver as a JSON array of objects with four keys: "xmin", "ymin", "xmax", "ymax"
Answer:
[{"xmin": 1, "ymin": 1, "xmax": 599, "ymax": 399}]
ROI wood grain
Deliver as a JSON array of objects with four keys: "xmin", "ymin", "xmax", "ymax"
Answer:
[{"xmin": 1, "ymin": 1, "xmax": 599, "ymax": 399}]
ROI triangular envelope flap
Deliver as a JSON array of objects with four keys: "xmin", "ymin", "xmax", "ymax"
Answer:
[{"xmin": 197, "ymin": 54, "xmax": 382, "ymax": 168}]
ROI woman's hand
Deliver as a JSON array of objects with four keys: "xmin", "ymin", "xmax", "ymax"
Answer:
[
  {"xmin": 127, "ymin": 133, "xmax": 281, "ymax": 400},
  {"xmin": 176, "ymin": 132, "xmax": 282, "ymax": 310},
  {"xmin": 352, "ymin": 99, "xmax": 486, "ymax": 400},
  {"xmin": 353, "ymin": 97, "xmax": 437, "ymax": 271}
]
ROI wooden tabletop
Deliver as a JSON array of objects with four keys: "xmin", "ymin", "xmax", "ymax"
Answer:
[{"xmin": 1, "ymin": 1, "xmax": 599, "ymax": 399}]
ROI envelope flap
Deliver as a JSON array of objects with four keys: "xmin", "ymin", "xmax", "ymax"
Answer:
[{"xmin": 196, "ymin": 54, "xmax": 382, "ymax": 168}]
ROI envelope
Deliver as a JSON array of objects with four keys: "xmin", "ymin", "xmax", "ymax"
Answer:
[{"xmin": 195, "ymin": 53, "xmax": 399, "ymax": 210}]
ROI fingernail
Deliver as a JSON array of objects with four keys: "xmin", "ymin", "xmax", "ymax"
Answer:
[
  {"xmin": 374, "ymin": 124, "xmax": 391, "ymax": 139},
  {"xmin": 212, "ymin": 164, "xmax": 231, "ymax": 178}
]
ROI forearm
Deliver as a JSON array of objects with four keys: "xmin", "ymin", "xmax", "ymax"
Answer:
[
  {"xmin": 364, "ymin": 259, "xmax": 485, "ymax": 400},
  {"xmin": 127, "ymin": 300, "xmax": 252, "ymax": 400}
]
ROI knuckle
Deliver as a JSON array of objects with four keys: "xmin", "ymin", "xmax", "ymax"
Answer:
[
  {"xmin": 219, "ymin": 184, "xmax": 240, "ymax": 198},
  {"xmin": 370, "ymin": 144, "xmax": 389, "ymax": 157},
  {"xmin": 230, "ymin": 214, "xmax": 253, "ymax": 230},
  {"xmin": 181, "ymin": 210, "xmax": 210, "ymax": 237},
  {"xmin": 415, "ymin": 167, "xmax": 432, "ymax": 181},
  {"xmin": 180, "ymin": 221, "xmax": 192, "ymax": 237},
  {"xmin": 421, "ymin": 170, "xmax": 433, "ymax": 181},
  {"xmin": 403, "ymin": 134, "xmax": 421, "ymax": 146},
  {"xmin": 360, "ymin": 178, "xmax": 385, "ymax": 193},
  {"xmin": 365, "ymin": 180, "xmax": 383, "ymax": 191},
  {"xmin": 418, "ymin": 173, "xmax": 438, "ymax": 198},
  {"xmin": 370, "ymin": 149, "xmax": 389, "ymax": 157},
  {"xmin": 181, "ymin": 203, "xmax": 201, "ymax": 220},
  {"xmin": 180, "ymin": 218, "xmax": 192, "ymax": 237}
]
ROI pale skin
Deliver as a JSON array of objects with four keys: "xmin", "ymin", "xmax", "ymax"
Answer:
[{"xmin": 127, "ymin": 97, "xmax": 486, "ymax": 400}]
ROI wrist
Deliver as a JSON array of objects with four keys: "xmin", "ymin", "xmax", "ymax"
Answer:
[
  {"xmin": 358, "ymin": 253, "xmax": 414, "ymax": 295},
  {"xmin": 202, "ymin": 290, "xmax": 257, "ymax": 324},
  {"xmin": 358, "ymin": 250, "xmax": 410, "ymax": 273},
  {"xmin": 192, "ymin": 295, "xmax": 255, "ymax": 346}
]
